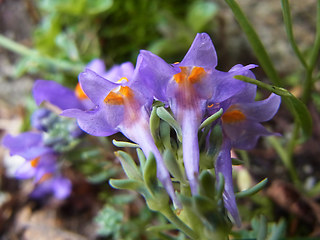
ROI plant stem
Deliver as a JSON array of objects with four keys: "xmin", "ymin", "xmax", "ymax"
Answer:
[
  {"xmin": 161, "ymin": 206, "xmax": 198, "ymax": 239},
  {"xmin": 0, "ymin": 34, "xmax": 84, "ymax": 72},
  {"xmin": 302, "ymin": 0, "xmax": 320, "ymax": 103}
]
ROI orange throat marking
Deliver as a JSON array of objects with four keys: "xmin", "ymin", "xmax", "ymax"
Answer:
[
  {"xmin": 222, "ymin": 109, "xmax": 246, "ymax": 124},
  {"xmin": 104, "ymin": 86, "xmax": 134, "ymax": 105},
  {"xmin": 30, "ymin": 157, "xmax": 40, "ymax": 168},
  {"xmin": 174, "ymin": 66, "xmax": 206, "ymax": 84},
  {"xmin": 75, "ymin": 83, "xmax": 88, "ymax": 100}
]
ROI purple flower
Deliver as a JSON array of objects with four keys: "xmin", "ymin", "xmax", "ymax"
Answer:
[
  {"xmin": 3, "ymin": 133, "xmax": 71, "ymax": 199},
  {"xmin": 61, "ymin": 63, "xmax": 180, "ymax": 207},
  {"xmin": 207, "ymin": 65, "xmax": 281, "ymax": 226},
  {"xmin": 137, "ymin": 33, "xmax": 256, "ymax": 195},
  {"xmin": 31, "ymin": 175, "xmax": 72, "ymax": 200}
]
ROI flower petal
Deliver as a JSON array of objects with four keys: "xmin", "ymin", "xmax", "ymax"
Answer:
[
  {"xmin": 180, "ymin": 33, "xmax": 218, "ymax": 69},
  {"xmin": 104, "ymin": 62, "xmax": 135, "ymax": 81},
  {"xmin": 33, "ymin": 80, "xmax": 83, "ymax": 110},
  {"xmin": 215, "ymin": 138, "xmax": 241, "ymax": 226},
  {"xmin": 79, "ymin": 69, "xmax": 119, "ymax": 105},
  {"xmin": 225, "ymin": 122, "xmax": 275, "ymax": 150},
  {"xmin": 86, "ymin": 59, "xmax": 106, "ymax": 76},
  {"xmin": 2, "ymin": 132, "xmax": 52, "ymax": 160},
  {"xmin": 239, "ymin": 93, "xmax": 281, "ymax": 122},
  {"xmin": 61, "ymin": 107, "xmax": 119, "ymax": 137},
  {"xmin": 136, "ymin": 50, "xmax": 179, "ymax": 102}
]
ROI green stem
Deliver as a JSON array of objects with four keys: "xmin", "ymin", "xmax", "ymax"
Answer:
[
  {"xmin": 225, "ymin": 0, "xmax": 282, "ymax": 87},
  {"xmin": 302, "ymin": 1, "xmax": 320, "ymax": 103},
  {"xmin": 281, "ymin": 0, "xmax": 308, "ymax": 69},
  {"xmin": 0, "ymin": 34, "xmax": 84, "ymax": 72},
  {"xmin": 161, "ymin": 206, "xmax": 198, "ymax": 239},
  {"xmin": 268, "ymin": 135, "xmax": 300, "ymax": 186}
]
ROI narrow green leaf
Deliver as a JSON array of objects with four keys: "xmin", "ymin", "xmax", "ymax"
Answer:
[
  {"xmin": 109, "ymin": 178, "xmax": 144, "ymax": 191},
  {"xmin": 225, "ymin": 0, "xmax": 282, "ymax": 86},
  {"xmin": 281, "ymin": 0, "xmax": 308, "ymax": 68},
  {"xmin": 199, "ymin": 170, "xmax": 216, "ymax": 200},
  {"xmin": 115, "ymin": 151, "xmax": 142, "ymax": 180},
  {"xmin": 231, "ymin": 158, "xmax": 244, "ymax": 165},
  {"xmin": 150, "ymin": 106, "xmax": 161, "ymax": 145},
  {"xmin": 156, "ymin": 107, "xmax": 182, "ymax": 142},
  {"xmin": 146, "ymin": 224, "xmax": 176, "ymax": 232},
  {"xmin": 112, "ymin": 139, "xmax": 139, "ymax": 148},
  {"xmin": 163, "ymin": 149, "xmax": 185, "ymax": 183},
  {"xmin": 257, "ymin": 215, "xmax": 268, "ymax": 240},
  {"xmin": 143, "ymin": 153, "xmax": 158, "ymax": 194},
  {"xmin": 216, "ymin": 173, "xmax": 225, "ymax": 199},
  {"xmin": 268, "ymin": 219, "xmax": 286, "ymax": 240},
  {"xmin": 136, "ymin": 148, "xmax": 146, "ymax": 171},
  {"xmin": 236, "ymin": 178, "xmax": 268, "ymax": 198},
  {"xmin": 199, "ymin": 108, "xmax": 223, "ymax": 130}
]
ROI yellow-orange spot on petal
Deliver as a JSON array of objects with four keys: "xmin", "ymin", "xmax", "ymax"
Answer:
[
  {"xmin": 75, "ymin": 83, "xmax": 88, "ymax": 100},
  {"xmin": 174, "ymin": 67, "xmax": 188, "ymax": 84},
  {"xmin": 38, "ymin": 173, "xmax": 53, "ymax": 183},
  {"xmin": 117, "ymin": 77, "xmax": 129, "ymax": 83},
  {"xmin": 208, "ymin": 103, "xmax": 214, "ymax": 108},
  {"xmin": 188, "ymin": 67, "xmax": 206, "ymax": 84},
  {"xmin": 30, "ymin": 157, "xmax": 40, "ymax": 168},
  {"xmin": 104, "ymin": 86, "xmax": 134, "ymax": 105},
  {"xmin": 173, "ymin": 62, "xmax": 180, "ymax": 64},
  {"xmin": 222, "ymin": 110, "xmax": 246, "ymax": 124},
  {"xmin": 173, "ymin": 66, "xmax": 206, "ymax": 84}
]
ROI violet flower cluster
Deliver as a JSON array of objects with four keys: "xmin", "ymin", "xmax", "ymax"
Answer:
[
  {"xmin": 61, "ymin": 33, "xmax": 281, "ymax": 226},
  {"xmin": 2, "ymin": 60, "xmax": 107, "ymax": 199}
]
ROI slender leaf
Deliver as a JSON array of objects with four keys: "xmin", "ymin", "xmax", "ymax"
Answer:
[
  {"xmin": 236, "ymin": 178, "xmax": 268, "ymax": 198},
  {"xmin": 225, "ymin": 0, "xmax": 282, "ymax": 87},
  {"xmin": 156, "ymin": 107, "xmax": 182, "ymax": 142},
  {"xmin": 281, "ymin": 0, "xmax": 308, "ymax": 68}
]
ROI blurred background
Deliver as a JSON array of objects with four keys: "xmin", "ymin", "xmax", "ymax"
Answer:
[{"xmin": 0, "ymin": 0, "xmax": 319, "ymax": 239}]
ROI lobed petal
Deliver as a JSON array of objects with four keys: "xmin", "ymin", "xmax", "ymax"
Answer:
[
  {"xmin": 86, "ymin": 59, "xmax": 106, "ymax": 76},
  {"xmin": 136, "ymin": 50, "xmax": 179, "ymax": 102},
  {"xmin": 79, "ymin": 69, "xmax": 119, "ymax": 105},
  {"xmin": 226, "ymin": 122, "xmax": 275, "ymax": 150},
  {"xmin": 33, "ymin": 80, "xmax": 83, "ymax": 110},
  {"xmin": 61, "ymin": 107, "xmax": 119, "ymax": 137},
  {"xmin": 180, "ymin": 33, "xmax": 218, "ymax": 69},
  {"xmin": 239, "ymin": 93, "xmax": 281, "ymax": 122},
  {"xmin": 3, "ymin": 132, "xmax": 52, "ymax": 160}
]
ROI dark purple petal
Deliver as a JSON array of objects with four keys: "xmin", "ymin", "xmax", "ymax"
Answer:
[
  {"xmin": 225, "ymin": 122, "xmax": 275, "ymax": 150},
  {"xmin": 86, "ymin": 59, "xmax": 106, "ymax": 76},
  {"xmin": 2, "ymin": 132, "xmax": 52, "ymax": 160},
  {"xmin": 79, "ymin": 69, "xmax": 119, "ymax": 105},
  {"xmin": 136, "ymin": 50, "xmax": 179, "ymax": 102},
  {"xmin": 34, "ymin": 154, "xmax": 57, "ymax": 182},
  {"xmin": 61, "ymin": 107, "xmax": 119, "ymax": 137},
  {"xmin": 33, "ymin": 80, "xmax": 83, "ymax": 110},
  {"xmin": 52, "ymin": 177, "xmax": 72, "ymax": 199},
  {"xmin": 215, "ymin": 138, "xmax": 241, "ymax": 226},
  {"xmin": 30, "ymin": 176, "xmax": 71, "ymax": 199},
  {"xmin": 228, "ymin": 64, "xmax": 257, "ymax": 103},
  {"xmin": 211, "ymin": 64, "xmax": 257, "ymax": 103},
  {"xmin": 239, "ymin": 93, "xmax": 281, "ymax": 122},
  {"xmin": 180, "ymin": 33, "xmax": 218, "ymax": 69}
]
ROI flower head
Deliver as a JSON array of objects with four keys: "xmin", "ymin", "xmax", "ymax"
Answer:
[
  {"xmin": 61, "ymin": 62, "xmax": 180, "ymax": 207},
  {"xmin": 137, "ymin": 33, "xmax": 257, "ymax": 195},
  {"xmin": 206, "ymin": 65, "xmax": 281, "ymax": 226}
]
